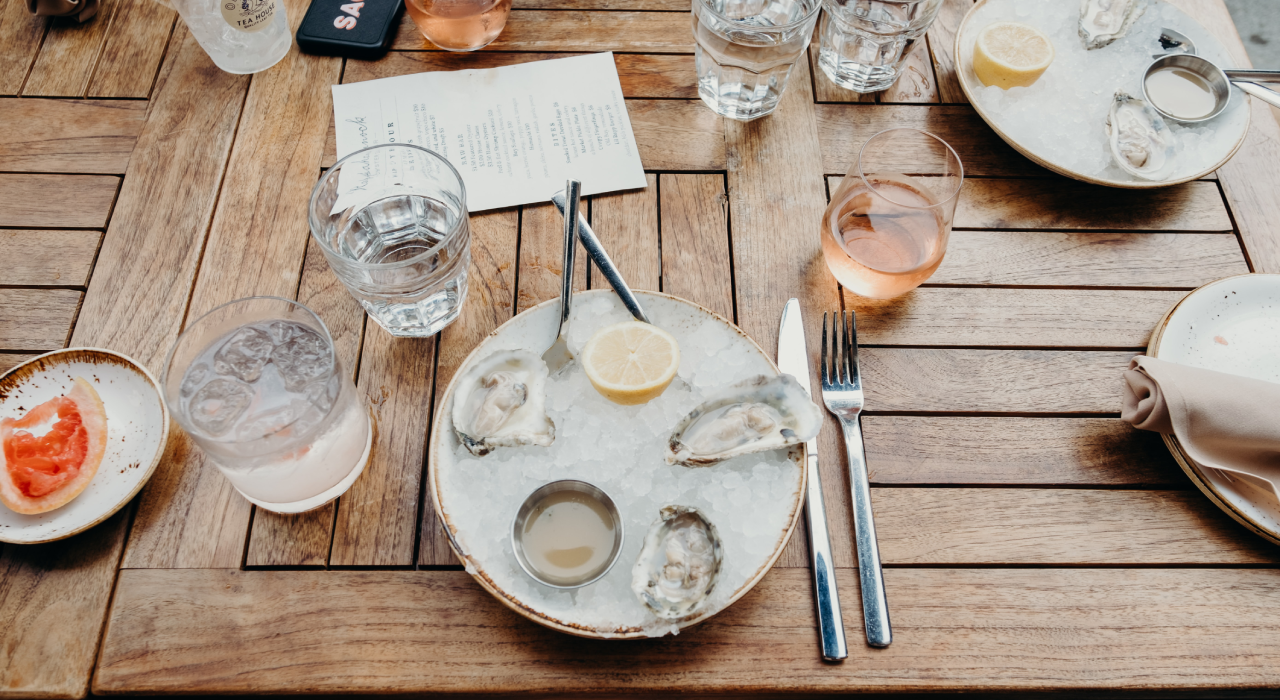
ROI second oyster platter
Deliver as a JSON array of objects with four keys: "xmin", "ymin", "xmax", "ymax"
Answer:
[
  {"xmin": 956, "ymin": 0, "xmax": 1250, "ymax": 189},
  {"xmin": 428, "ymin": 290, "xmax": 808, "ymax": 639}
]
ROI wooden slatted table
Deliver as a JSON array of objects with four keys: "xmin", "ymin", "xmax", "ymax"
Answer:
[{"xmin": 3, "ymin": 0, "xmax": 1280, "ymax": 696}]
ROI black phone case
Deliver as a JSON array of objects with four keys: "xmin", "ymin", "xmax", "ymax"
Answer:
[{"xmin": 296, "ymin": 0, "xmax": 404, "ymax": 60}]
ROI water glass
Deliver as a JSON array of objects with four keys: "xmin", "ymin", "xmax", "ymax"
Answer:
[
  {"xmin": 818, "ymin": 0, "xmax": 943, "ymax": 93},
  {"xmin": 693, "ymin": 0, "xmax": 822, "ymax": 121},
  {"xmin": 821, "ymin": 128, "xmax": 963, "ymax": 299},
  {"xmin": 404, "ymin": 0, "xmax": 511, "ymax": 51},
  {"xmin": 163, "ymin": 297, "xmax": 373, "ymax": 514},
  {"xmin": 309, "ymin": 144, "xmax": 471, "ymax": 338}
]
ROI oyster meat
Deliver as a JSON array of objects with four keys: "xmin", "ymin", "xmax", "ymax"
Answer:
[
  {"xmin": 666, "ymin": 374, "xmax": 822, "ymax": 466},
  {"xmin": 1079, "ymin": 0, "xmax": 1145, "ymax": 50},
  {"xmin": 1106, "ymin": 91, "xmax": 1175, "ymax": 180},
  {"xmin": 631, "ymin": 506, "xmax": 723, "ymax": 620},
  {"xmin": 452, "ymin": 349, "xmax": 555, "ymax": 456}
]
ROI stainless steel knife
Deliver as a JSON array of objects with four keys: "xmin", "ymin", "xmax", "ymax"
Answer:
[{"xmin": 777, "ymin": 298, "xmax": 848, "ymax": 662}]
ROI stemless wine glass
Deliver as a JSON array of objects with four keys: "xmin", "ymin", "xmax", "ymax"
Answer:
[
  {"xmin": 162, "ymin": 297, "xmax": 372, "ymax": 514},
  {"xmin": 309, "ymin": 144, "xmax": 471, "ymax": 338},
  {"xmin": 404, "ymin": 0, "xmax": 511, "ymax": 51},
  {"xmin": 821, "ymin": 128, "xmax": 963, "ymax": 299}
]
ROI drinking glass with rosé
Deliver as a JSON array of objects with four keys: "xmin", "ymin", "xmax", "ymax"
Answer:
[
  {"xmin": 821, "ymin": 128, "xmax": 963, "ymax": 299},
  {"xmin": 405, "ymin": 0, "xmax": 511, "ymax": 51}
]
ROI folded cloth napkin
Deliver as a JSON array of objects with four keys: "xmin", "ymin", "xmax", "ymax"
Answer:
[
  {"xmin": 1122, "ymin": 355, "xmax": 1280, "ymax": 475},
  {"xmin": 26, "ymin": 0, "xmax": 100, "ymax": 22}
]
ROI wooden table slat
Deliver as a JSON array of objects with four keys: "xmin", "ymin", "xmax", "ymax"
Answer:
[
  {"xmin": 0, "ymin": 229, "xmax": 102, "ymax": 287},
  {"xmin": 0, "ymin": 174, "xmax": 119, "ymax": 229},
  {"xmin": 926, "ymin": 0, "xmax": 973, "ymax": 104},
  {"xmin": 0, "ymin": 288, "xmax": 81, "ymax": 351},
  {"xmin": 862, "ymin": 415, "xmax": 1182, "ymax": 485},
  {"xmin": 95, "ymin": 567, "xmax": 1280, "ymax": 695},
  {"xmin": 658, "ymin": 173, "xmax": 735, "ymax": 321},
  {"xmin": 23, "ymin": 0, "xmax": 121, "ymax": 98},
  {"xmin": 591, "ymin": 173, "xmax": 661, "ymax": 292},
  {"xmin": 0, "ymin": 0, "xmax": 46, "ymax": 96},
  {"xmin": 954, "ymin": 178, "xmax": 1233, "ymax": 232},
  {"xmin": 88, "ymin": 0, "xmax": 177, "ymax": 98},
  {"xmin": 0, "ymin": 98, "xmax": 146, "ymax": 174},
  {"xmin": 862, "ymin": 348, "xmax": 1136, "ymax": 413},
  {"xmin": 846, "ymin": 287, "xmax": 1186, "ymax": 348},
  {"xmin": 934, "ymin": 230, "xmax": 1249, "ymax": 287}
]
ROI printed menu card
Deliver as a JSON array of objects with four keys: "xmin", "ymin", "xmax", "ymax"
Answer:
[{"xmin": 331, "ymin": 52, "xmax": 647, "ymax": 212}]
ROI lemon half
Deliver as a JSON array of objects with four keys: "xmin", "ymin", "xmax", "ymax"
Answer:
[
  {"xmin": 973, "ymin": 22, "xmax": 1055, "ymax": 89},
  {"xmin": 581, "ymin": 321, "xmax": 680, "ymax": 405}
]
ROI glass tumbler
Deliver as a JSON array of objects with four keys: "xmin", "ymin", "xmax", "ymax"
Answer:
[
  {"xmin": 163, "ymin": 297, "xmax": 373, "ymax": 514},
  {"xmin": 818, "ymin": 0, "xmax": 943, "ymax": 93},
  {"xmin": 309, "ymin": 144, "xmax": 471, "ymax": 338},
  {"xmin": 171, "ymin": 0, "xmax": 291, "ymax": 74},
  {"xmin": 821, "ymin": 128, "xmax": 963, "ymax": 299},
  {"xmin": 404, "ymin": 0, "xmax": 511, "ymax": 51},
  {"xmin": 693, "ymin": 0, "xmax": 822, "ymax": 121}
]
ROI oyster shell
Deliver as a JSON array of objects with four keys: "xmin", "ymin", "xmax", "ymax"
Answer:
[
  {"xmin": 452, "ymin": 349, "xmax": 555, "ymax": 456},
  {"xmin": 631, "ymin": 505, "xmax": 723, "ymax": 620},
  {"xmin": 666, "ymin": 374, "xmax": 822, "ymax": 466},
  {"xmin": 1106, "ymin": 91, "xmax": 1175, "ymax": 180},
  {"xmin": 1079, "ymin": 0, "xmax": 1145, "ymax": 50}
]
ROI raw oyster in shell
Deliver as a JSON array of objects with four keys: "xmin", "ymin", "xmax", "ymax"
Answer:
[
  {"xmin": 1079, "ymin": 0, "xmax": 1145, "ymax": 50},
  {"xmin": 452, "ymin": 349, "xmax": 555, "ymax": 456},
  {"xmin": 631, "ymin": 506, "xmax": 723, "ymax": 620},
  {"xmin": 1106, "ymin": 91, "xmax": 1175, "ymax": 180},
  {"xmin": 666, "ymin": 374, "xmax": 822, "ymax": 466}
]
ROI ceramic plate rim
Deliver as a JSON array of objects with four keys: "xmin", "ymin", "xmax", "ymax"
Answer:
[
  {"xmin": 955, "ymin": 0, "xmax": 1250, "ymax": 190},
  {"xmin": 1148, "ymin": 273, "xmax": 1280, "ymax": 544},
  {"xmin": 0, "ymin": 347, "xmax": 170, "ymax": 544},
  {"xmin": 426, "ymin": 290, "xmax": 808, "ymax": 639}
]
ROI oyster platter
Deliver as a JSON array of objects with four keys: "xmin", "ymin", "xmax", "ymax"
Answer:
[
  {"xmin": 428, "ymin": 290, "xmax": 814, "ymax": 638},
  {"xmin": 956, "ymin": 0, "xmax": 1250, "ymax": 188}
]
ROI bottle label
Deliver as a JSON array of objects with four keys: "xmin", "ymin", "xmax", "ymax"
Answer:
[{"xmin": 221, "ymin": 0, "xmax": 275, "ymax": 32}]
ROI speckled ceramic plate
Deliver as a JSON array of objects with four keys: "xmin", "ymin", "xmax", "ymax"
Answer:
[
  {"xmin": 0, "ymin": 349, "xmax": 169, "ymax": 544},
  {"xmin": 956, "ymin": 0, "xmax": 1250, "ymax": 189},
  {"xmin": 427, "ymin": 290, "xmax": 807, "ymax": 639},
  {"xmin": 1148, "ymin": 274, "xmax": 1280, "ymax": 544}
]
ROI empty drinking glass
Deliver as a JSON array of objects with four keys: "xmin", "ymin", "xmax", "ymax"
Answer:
[
  {"xmin": 163, "ymin": 297, "xmax": 373, "ymax": 514},
  {"xmin": 818, "ymin": 0, "xmax": 943, "ymax": 93},
  {"xmin": 309, "ymin": 144, "xmax": 471, "ymax": 338},
  {"xmin": 693, "ymin": 0, "xmax": 822, "ymax": 121},
  {"xmin": 821, "ymin": 128, "xmax": 963, "ymax": 299}
]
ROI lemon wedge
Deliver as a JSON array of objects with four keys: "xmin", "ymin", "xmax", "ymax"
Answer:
[
  {"xmin": 581, "ymin": 321, "xmax": 680, "ymax": 405},
  {"xmin": 973, "ymin": 22, "xmax": 1055, "ymax": 89}
]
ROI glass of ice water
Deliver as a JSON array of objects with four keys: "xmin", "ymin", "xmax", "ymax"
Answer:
[
  {"xmin": 171, "ymin": 0, "xmax": 292, "ymax": 74},
  {"xmin": 162, "ymin": 297, "xmax": 373, "ymax": 514},
  {"xmin": 693, "ymin": 0, "xmax": 822, "ymax": 121},
  {"xmin": 818, "ymin": 0, "xmax": 943, "ymax": 93},
  {"xmin": 309, "ymin": 144, "xmax": 471, "ymax": 338}
]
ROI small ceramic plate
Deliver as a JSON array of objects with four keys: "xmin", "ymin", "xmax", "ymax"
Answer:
[
  {"xmin": 0, "ymin": 349, "xmax": 169, "ymax": 544},
  {"xmin": 1149, "ymin": 274, "xmax": 1280, "ymax": 543}
]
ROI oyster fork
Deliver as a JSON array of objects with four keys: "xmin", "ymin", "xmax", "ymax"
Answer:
[{"xmin": 821, "ymin": 310, "xmax": 891, "ymax": 648}]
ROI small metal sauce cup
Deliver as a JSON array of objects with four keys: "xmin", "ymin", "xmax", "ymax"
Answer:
[
  {"xmin": 1141, "ymin": 53, "xmax": 1232, "ymax": 124},
  {"xmin": 511, "ymin": 479, "xmax": 624, "ymax": 589}
]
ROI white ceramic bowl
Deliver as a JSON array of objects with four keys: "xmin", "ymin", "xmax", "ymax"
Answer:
[{"xmin": 0, "ymin": 348, "xmax": 169, "ymax": 544}]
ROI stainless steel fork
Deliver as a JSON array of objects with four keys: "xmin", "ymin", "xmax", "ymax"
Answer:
[{"xmin": 821, "ymin": 310, "xmax": 891, "ymax": 648}]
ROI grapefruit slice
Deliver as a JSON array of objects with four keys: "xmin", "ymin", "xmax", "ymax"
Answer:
[{"xmin": 0, "ymin": 377, "xmax": 107, "ymax": 514}]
